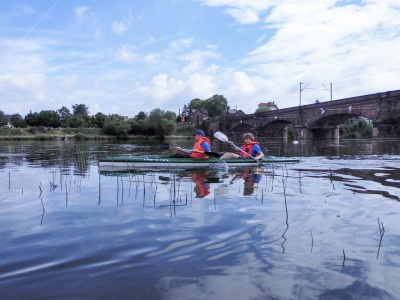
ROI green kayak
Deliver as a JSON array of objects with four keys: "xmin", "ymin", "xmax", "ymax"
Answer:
[{"xmin": 98, "ymin": 155, "xmax": 300, "ymax": 172}]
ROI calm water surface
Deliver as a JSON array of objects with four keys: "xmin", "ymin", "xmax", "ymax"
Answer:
[{"xmin": 1, "ymin": 139, "xmax": 400, "ymax": 300}]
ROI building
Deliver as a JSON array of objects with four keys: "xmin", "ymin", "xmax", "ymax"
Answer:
[
  {"xmin": 258, "ymin": 101, "xmax": 278, "ymax": 111},
  {"xmin": 227, "ymin": 109, "xmax": 246, "ymax": 117},
  {"xmin": 188, "ymin": 108, "xmax": 209, "ymax": 123}
]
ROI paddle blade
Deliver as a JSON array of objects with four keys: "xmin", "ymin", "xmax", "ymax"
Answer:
[
  {"xmin": 159, "ymin": 143, "xmax": 170, "ymax": 150},
  {"xmin": 214, "ymin": 131, "xmax": 229, "ymax": 142}
]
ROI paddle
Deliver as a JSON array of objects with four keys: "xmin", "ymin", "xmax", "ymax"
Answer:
[
  {"xmin": 159, "ymin": 143, "xmax": 221, "ymax": 158},
  {"xmin": 213, "ymin": 131, "xmax": 260, "ymax": 163}
]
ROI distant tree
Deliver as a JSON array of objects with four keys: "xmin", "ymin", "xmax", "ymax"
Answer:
[
  {"xmin": 102, "ymin": 115, "xmax": 130, "ymax": 139},
  {"xmin": 341, "ymin": 118, "xmax": 372, "ymax": 139},
  {"xmin": 128, "ymin": 119, "xmax": 145, "ymax": 135},
  {"xmin": 58, "ymin": 106, "xmax": 72, "ymax": 128},
  {"xmin": 38, "ymin": 110, "xmax": 60, "ymax": 127},
  {"xmin": 92, "ymin": 112, "xmax": 107, "ymax": 128},
  {"xmin": 181, "ymin": 104, "xmax": 189, "ymax": 117},
  {"xmin": 0, "ymin": 111, "xmax": 8, "ymax": 126},
  {"xmin": 204, "ymin": 94, "xmax": 229, "ymax": 117},
  {"xmin": 188, "ymin": 98, "xmax": 205, "ymax": 110},
  {"xmin": 25, "ymin": 112, "xmax": 40, "ymax": 127},
  {"xmin": 70, "ymin": 114, "xmax": 86, "ymax": 128},
  {"xmin": 72, "ymin": 104, "xmax": 89, "ymax": 116},
  {"xmin": 10, "ymin": 113, "xmax": 27, "ymax": 128},
  {"xmin": 135, "ymin": 111, "xmax": 147, "ymax": 121},
  {"xmin": 147, "ymin": 108, "xmax": 177, "ymax": 138}
]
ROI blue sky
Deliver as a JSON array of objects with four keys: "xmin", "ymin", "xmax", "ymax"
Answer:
[{"xmin": 1, "ymin": 0, "xmax": 399, "ymax": 117}]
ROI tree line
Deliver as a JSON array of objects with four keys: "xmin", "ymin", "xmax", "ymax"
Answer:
[
  {"xmin": 0, "ymin": 95, "xmax": 230, "ymax": 139},
  {"xmin": 0, "ymin": 96, "xmax": 372, "ymax": 139}
]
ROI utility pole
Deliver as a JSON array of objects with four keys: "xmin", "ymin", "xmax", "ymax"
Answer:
[
  {"xmin": 299, "ymin": 82, "xmax": 312, "ymax": 106},
  {"xmin": 322, "ymin": 82, "xmax": 333, "ymax": 101}
]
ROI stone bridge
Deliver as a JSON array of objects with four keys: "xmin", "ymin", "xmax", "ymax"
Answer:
[{"xmin": 208, "ymin": 89, "xmax": 400, "ymax": 140}]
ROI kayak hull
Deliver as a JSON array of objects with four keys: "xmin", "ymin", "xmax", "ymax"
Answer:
[{"xmin": 98, "ymin": 156, "xmax": 300, "ymax": 172}]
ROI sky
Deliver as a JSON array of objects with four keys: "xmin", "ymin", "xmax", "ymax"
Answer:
[{"xmin": 1, "ymin": 0, "xmax": 399, "ymax": 118}]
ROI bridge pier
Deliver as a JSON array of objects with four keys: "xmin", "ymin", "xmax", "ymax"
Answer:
[
  {"xmin": 283, "ymin": 127, "xmax": 288, "ymax": 139},
  {"xmin": 333, "ymin": 126, "xmax": 340, "ymax": 139},
  {"xmin": 372, "ymin": 122, "xmax": 400, "ymax": 139}
]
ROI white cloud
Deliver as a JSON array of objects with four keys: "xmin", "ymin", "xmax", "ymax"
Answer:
[
  {"xmin": 112, "ymin": 12, "xmax": 134, "ymax": 34},
  {"xmin": 114, "ymin": 45, "xmax": 139, "ymax": 62},
  {"xmin": 169, "ymin": 38, "xmax": 194, "ymax": 52},
  {"xmin": 198, "ymin": 0, "xmax": 275, "ymax": 24},
  {"xmin": 225, "ymin": 7, "xmax": 260, "ymax": 24},
  {"xmin": 179, "ymin": 49, "xmax": 221, "ymax": 75},
  {"xmin": 74, "ymin": 6, "xmax": 89, "ymax": 20}
]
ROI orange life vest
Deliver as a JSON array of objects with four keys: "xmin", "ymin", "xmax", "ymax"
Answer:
[
  {"xmin": 191, "ymin": 137, "xmax": 211, "ymax": 159},
  {"xmin": 240, "ymin": 142, "xmax": 260, "ymax": 158}
]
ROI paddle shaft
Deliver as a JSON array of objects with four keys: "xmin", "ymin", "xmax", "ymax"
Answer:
[{"xmin": 160, "ymin": 143, "xmax": 220, "ymax": 158}]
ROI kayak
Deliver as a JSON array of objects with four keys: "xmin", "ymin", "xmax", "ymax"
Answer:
[{"xmin": 98, "ymin": 155, "xmax": 300, "ymax": 172}]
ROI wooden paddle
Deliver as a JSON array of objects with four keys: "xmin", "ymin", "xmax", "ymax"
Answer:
[{"xmin": 159, "ymin": 143, "xmax": 221, "ymax": 158}]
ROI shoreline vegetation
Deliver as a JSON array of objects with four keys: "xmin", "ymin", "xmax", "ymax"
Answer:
[{"xmin": 0, "ymin": 127, "xmax": 192, "ymax": 141}]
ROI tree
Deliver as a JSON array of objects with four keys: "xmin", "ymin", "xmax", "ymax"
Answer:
[
  {"xmin": 102, "ymin": 116, "xmax": 130, "ymax": 139},
  {"xmin": 134, "ymin": 111, "xmax": 147, "ymax": 121},
  {"xmin": 57, "ymin": 106, "xmax": 72, "ymax": 128},
  {"xmin": 188, "ymin": 98, "xmax": 205, "ymax": 110},
  {"xmin": 181, "ymin": 104, "xmax": 189, "ymax": 117},
  {"xmin": 128, "ymin": 118, "xmax": 148, "ymax": 135},
  {"xmin": 38, "ymin": 110, "xmax": 60, "ymax": 127},
  {"xmin": 0, "ymin": 111, "xmax": 8, "ymax": 126},
  {"xmin": 72, "ymin": 104, "xmax": 90, "ymax": 127},
  {"xmin": 10, "ymin": 113, "xmax": 27, "ymax": 128},
  {"xmin": 72, "ymin": 104, "xmax": 89, "ymax": 116},
  {"xmin": 92, "ymin": 112, "xmax": 107, "ymax": 128},
  {"xmin": 58, "ymin": 106, "xmax": 72, "ymax": 128},
  {"xmin": 70, "ymin": 115, "xmax": 86, "ymax": 128},
  {"xmin": 147, "ymin": 108, "xmax": 177, "ymax": 138},
  {"xmin": 341, "ymin": 118, "xmax": 372, "ymax": 139},
  {"xmin": 204, "ymin": 94, "xmax": 229, "ymax": 117},
  {"xmin": 25, "ymin": 112, "xmax": 40, "ymax": 127}
]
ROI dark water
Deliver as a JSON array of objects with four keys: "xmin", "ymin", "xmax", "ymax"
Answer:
[{"xmin": 1, "ymin": 139, "xmax": 400, "ymax": 299}]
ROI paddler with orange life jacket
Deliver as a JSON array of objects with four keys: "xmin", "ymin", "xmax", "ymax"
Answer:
[
  {"xmin": 175, "ymin": 129, "xmax": 211, "ymax": 159},
  {"xmin": 220, "ymin": 132, "xmax": 264, "ymax": 160}
]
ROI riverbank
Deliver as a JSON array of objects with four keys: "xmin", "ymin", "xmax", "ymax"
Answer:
[{"xmin": 0, "ymin": 128, "xmax": 192, "ymax": 141}]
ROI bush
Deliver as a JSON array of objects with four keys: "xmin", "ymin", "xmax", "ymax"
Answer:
[
  {"xmin": 74, "ymin": 132, "xmax": 88, "ymax": 140},
  {"xmin": 175, "ymin": 124, "xmax": 196, "ymax": 136},
  {"xmin": 341, "ymin": 118, "xmax": 372, "ymax": 139}
]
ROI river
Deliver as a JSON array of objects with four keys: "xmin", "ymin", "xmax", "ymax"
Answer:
[{"xmin": 0, "ymin": 139, "xmax": 399, "ymax": 299}]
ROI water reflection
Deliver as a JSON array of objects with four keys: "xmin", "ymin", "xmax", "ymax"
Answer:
[
  {"xmin": 1, "ymin": 140, "xmax": 400, "ymax": 299},
  {"xmin": 295, "ymin": 166, "xmax": 400, "ymax": 201}
]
